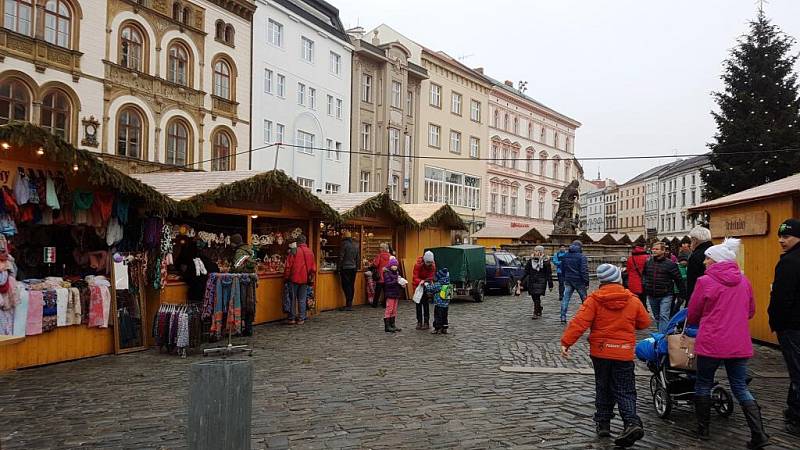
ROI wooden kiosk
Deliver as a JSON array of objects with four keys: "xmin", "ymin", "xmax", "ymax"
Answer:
[{"xmin": 689, "ymin": 172, "xmax": 800, "ymax": 344}]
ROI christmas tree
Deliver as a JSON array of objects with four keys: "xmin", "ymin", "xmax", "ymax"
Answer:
[{"xmin": 704, "ymin": 7, "xmax": 800, "ymax": 199}]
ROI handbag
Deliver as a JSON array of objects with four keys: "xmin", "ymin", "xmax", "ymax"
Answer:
[{"xmin": 667, "ymin": 318, "xmax": 696, "ymax": 370}]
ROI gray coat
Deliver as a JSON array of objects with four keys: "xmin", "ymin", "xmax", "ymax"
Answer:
[{"xmin": 339, "ymin": 238, "xmax": 360, "ymax": 270}]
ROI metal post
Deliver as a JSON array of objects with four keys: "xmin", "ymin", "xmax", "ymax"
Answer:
[{"xmin": 188, "ymin": 360, "xmax": 253, "ymax": 450}]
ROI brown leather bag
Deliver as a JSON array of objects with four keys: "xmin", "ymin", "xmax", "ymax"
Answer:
[{"xmin": 667, "ymin": 318, "xmax": 696, "ymax": 370}]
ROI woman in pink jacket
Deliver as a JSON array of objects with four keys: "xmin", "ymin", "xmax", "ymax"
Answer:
[{"xmin": 687, "ymin": 238, "xmax": 769, "ymax": 449}]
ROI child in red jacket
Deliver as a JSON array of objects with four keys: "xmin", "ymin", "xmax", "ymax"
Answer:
[{"xmin": 561, "ymin": 264, "xmax": 651, "ymax": 448}]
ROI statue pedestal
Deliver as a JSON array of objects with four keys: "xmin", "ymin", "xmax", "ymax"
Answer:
[{"xmin": 549, "ymin": 234, "xmax": 582, "ymax": 245}]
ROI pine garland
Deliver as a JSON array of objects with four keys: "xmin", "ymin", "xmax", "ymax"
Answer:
[
  {"xmin": 417, "ymin": 205, "xmax": 467, "ymax": 230},
  {"xmin": 339, "ymin": 193, "xmax": 418, "ymax": 228}
]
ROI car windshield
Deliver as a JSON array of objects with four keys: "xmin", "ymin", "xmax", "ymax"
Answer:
[
  {"xmin": 497, "ymin": 254, "xmax": 516, "ymax": 266},
  {"xmin": 485, "ymin": 254, "xmax": 495, "ymax": 265}
]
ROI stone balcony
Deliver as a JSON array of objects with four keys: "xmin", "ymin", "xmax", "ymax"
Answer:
[
  {"xmin": 211, "ymin": 95, "xmax": 239, "ymax": 119},
  {"xmin": 104, "ymin": 61, "xmax": 206, "ymax": 109},
  {"xmin": 0, "ymin": 29, "xmax": 83, "ymax": 78}
]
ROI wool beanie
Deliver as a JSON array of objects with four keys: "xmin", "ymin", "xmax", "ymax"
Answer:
[
  {"xmin": 571, "ymin": 240, "xmax": 583, "ymax": 248},
  {"xmin": 534, "ymin": 245, "xmax": 545, "ymax": 253},
  {"xmin": 704, "ymin": 237, "xmax": 741, "ymax": 263},
  {"xmin": 423, "ymin": 251, "xmax": 435, "ymax": 264},
  {"xmin": 778, "ymin": 218, "xmax": 800, "ymax": 238},
  {"xmin": 596, "ymin": 263, "xmax": 622, "ymax": 284}
]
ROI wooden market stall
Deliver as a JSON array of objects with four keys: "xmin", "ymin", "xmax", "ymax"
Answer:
[
  {"xmin": 472, "ymin": 225, "xmax": 549, "ymax": 248},
  {"xmin": 130, "ymin": 170, "xmax": 337, "ymax": 346},
  {"xmin": 398, "ymin": 203, "xmax": 467, "ymax": 269},
  {"xmin": 0, "ymin": 123, "xmax": 177, "ymax": 371},
  {"xmin": 689, "ymin": 172, "xmax": 800, "ymax": 344}
]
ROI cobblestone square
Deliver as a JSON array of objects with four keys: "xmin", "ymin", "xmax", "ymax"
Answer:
[{"xmin": 0, "ymin": 289, "xmax": 796, "ymax": 449}]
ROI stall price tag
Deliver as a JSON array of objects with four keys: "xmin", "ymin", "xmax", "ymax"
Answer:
[{"xmin": 43, "ymin": 247, "xmax": 57, "ymax": 264}]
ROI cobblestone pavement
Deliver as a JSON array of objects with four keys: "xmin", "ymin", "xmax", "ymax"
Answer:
[{"xmin": 0, "ymin": 286, "xmax": 796, "ymax": 449}]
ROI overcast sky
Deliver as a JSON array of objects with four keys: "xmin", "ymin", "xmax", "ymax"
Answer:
[{"xmin": 333, "ymin": 0, "xmax": 800, "ymax": 184}]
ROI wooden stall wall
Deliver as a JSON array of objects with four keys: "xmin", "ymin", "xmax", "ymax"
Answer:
[
  {"xmin": 475, "ymin": 238, "xmax": 512, "ymax": 248},
  {"xmin": 708, "ymin": 196, "xmax": 795, "ymax": 345},
  {"xmin": 400, "ymin": 228, "xmax": 453, "ymax": 269},
  {"xmin": 315, "ymin": 272, "xmax": 368, "ymax": 311},
  {"xmin": 0, "ymin": 327, "xmax": 113, "ymax": 372}
]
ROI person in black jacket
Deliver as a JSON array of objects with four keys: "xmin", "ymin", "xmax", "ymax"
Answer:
[
  {"xmin": 769, "ymin": 218, "xmax": 800, "ymax": 436},
  {"xmin": 522, "ymin": 246, "xmax": 553, "ymax": 320},
  {"xmin": 643, "ymin": 242, "xmax": 686, "ymax": 333},
  {"xmin": 686, "ymin": 226, "xmax": 713, "ymax": 301},
  {"xmin": 337, "ymin": 230, "xmax": 360, "ymax": 311}
]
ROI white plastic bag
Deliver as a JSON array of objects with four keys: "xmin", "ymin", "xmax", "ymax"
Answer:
[
  {"xmin": 398, "ymin": 276, "xmax": 408, "ymax": 287},
  {"xmin": 412, "ymin": 282, "xmax": 425, "ymax": 304}
]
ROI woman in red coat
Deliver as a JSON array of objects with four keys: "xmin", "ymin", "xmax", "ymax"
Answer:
[{"xmin": 625, "ymin": 245, "xmax": 649, "ymax": 311}]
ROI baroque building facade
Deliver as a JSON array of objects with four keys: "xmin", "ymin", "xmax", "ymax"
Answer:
[{"xmin": 1, "ymin": 0, "xmax": 253, "ymax": 173}]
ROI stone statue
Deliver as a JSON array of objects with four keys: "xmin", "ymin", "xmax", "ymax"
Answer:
[{"xmin": 553, "ymin": 180, "xmax": 580, "ymax": 235}]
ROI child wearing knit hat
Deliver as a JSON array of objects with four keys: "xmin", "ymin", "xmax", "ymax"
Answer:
[
  {"xmin": 381, "ymin": 257, "xmax": 403, "ymax": 332},
  {"xmin": 561, "ymin": 263, "xmax": 651, "ymax": 447}
]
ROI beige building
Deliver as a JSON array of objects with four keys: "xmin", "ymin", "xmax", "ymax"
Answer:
[
  {"xmin": 617, "ymin": 181, "xmax": 645, "ymax": 235},
  {"xmin": 370, "ymin": 24, "xmax": 491, "ymax": 233},
  {"xmin": 347, "ymin": 29, "xmax": 427, "ymax": 202}
]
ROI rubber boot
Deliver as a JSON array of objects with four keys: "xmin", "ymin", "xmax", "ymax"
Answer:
[
  {"xmin": 384, "ymin": 318, "xmax": 392, "ymax": 333},
  {"xmin": 613, "ymin": 420, "xmax": 644, "ymax": 448},
  {"xmin": 390, "ymin": 317, "xmax": 401, "ymax": 332},
  {"xmin": 742, "ymin": 400, "xmax": 770, "ymax": 449},
  {"xmin": 694, "ymin": 396, "xmax": 711, "ymax": 440}
]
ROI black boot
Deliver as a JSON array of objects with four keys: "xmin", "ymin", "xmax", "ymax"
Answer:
[
  {"xmin": 742, "ymin": 400, "xmax": 770, "ymax": 449},
  {"xmin": 694, "ymin": 395, "xmax": 711, "ymax": 440},
  {"xmin": 384, "ymin": 318, "xmax": 392, "ymax": 332},
  {"xmin": 596, "ymin": 421, "xmax": 611, "ymax": 438},
  {"xmin": 390, "ymin": 317, "xmax": 401, "ymax": 332},
  {"xmin": 613, "ymin": 420, "xmax": 644, "ymax": 448}
]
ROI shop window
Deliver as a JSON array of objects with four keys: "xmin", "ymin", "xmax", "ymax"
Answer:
[
  {"xmin": 165, "ymin": 118, "xmax": 189, "ymax": 166},
  {"xmin": 117, "ymin": 106, "xmax": 143, "ymax": 159},
  {"xmin": 0, "ymin": 79, "xmax": 31, "ymax": 124},
  {"xmin": 41, "ymin": 90, "xmax": 71, "ymax": 139},
  {"xmin": 211, "ymin": 130, "xmax": 234, "ymax": 171},
  {"xmin": 44, "ymin": 0, "xmax": 72, "ymax": 48}
]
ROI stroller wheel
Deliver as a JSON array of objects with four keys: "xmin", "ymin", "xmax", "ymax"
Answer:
[
  {"xmin": 653, "ymin": 387, "xmax": 672, "ymax": 419},
  {"xmin": 649, "ymin": 375, "xmax": 658, "ymax": 395},
  {"xmin": 712, "ymin": 386, "xmax": 734, "ymax": 417}
]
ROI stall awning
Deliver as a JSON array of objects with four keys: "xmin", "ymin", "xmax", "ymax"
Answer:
[
  {"xmin": 610, "ymin": 233, "xmax": 632, "ymax": 244},
  {"xmin": 471, "ymin": 225, "xmax": 548, "ymax": 242},
  {"xmin": 690, "ymin": 171, "xmax": 800, "ymax": 212},
  {"xmin": 399, "ymin": 203, "xmax": 467, "ymax": 230},
  {"xmin": 314, "ymin": 192, "xmax": 417, "ymax": 228},
  {"xmin": 131, "ymin": 170, "xmax": 337, "ymax": 219},
  {"xmin": 584, "ymin": 232, "xmax": 617, "ymax": 244}
]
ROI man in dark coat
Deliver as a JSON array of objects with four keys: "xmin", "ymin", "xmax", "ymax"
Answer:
[
  {"xmin": 643, "ymin": 242, "xmax": 686, "ymax": 333},
  {"xmin": 560, "ymin": 240, "xmax": 588, "ymax": 324},
  {"xmin": 769, "ymin": 218, "xmax": 800, "ymax": 436},
  {"xmin": 686, "ymin": 226, "xmax": 713, "ymax": 301},
  {"xmin": 337, "ymin": 230, "xmax": 359, "ymax": 311},
  {"xmin": 522, "ymin": 245, "xmax": 553, "ymax": 320}
]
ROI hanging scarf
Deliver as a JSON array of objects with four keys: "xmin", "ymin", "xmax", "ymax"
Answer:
[
  {"xmin": 530, "ymin": 256, "xmax": 545, "ymax": 271},
  {"xmin": 114, "ymin": 197, "xmax": 130, "ymax": 225},
  {"xmin": 45, "ymin": 177, "xmax": 60, "ymax": 210},
  {"xmin": 73, "ymin": 190, "xmax": 94, "ymax": 212}
]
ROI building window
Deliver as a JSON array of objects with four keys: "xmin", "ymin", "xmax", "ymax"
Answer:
[
  {"xmin": 223, "ymin": 24, "xmax": 234, "ymax": 44},
  {"xmin": 215, "ymin": 20, "xmax": 224, "ymax": 40},
  {"xmin": 264, "ymin": 69, "xmax": 273, "ymax": 93},
  {"xmin": 513, "ymin": 117, "xmax": 519, "ymax": 134},
  {"xmin": 211, "ymin": 130, "xmax": 234, "ymax": 171},
  {"xmin": 490, "ymin": 181, "xmax": 498, "ymax": 213},
  {"xmin": 360, "ymin": 171, "xmax": 370, "ymax": 191},
  {"xmin": 326, "ymin": 139, "xmax": 334, "ymax": 159},
  {"xmin": 449, "ymin": 130, "xmax": 461, "ymax": 154},
  {"xmin": 469, "ymin": 137, "xmax": 479, "ymax": 159},
  {"xmin": 493, "ymin": 110, "xmax": 500, "ymax": 128},
  {"xmin": 4, "ymin": 0, "xmax": 32, "ymax": 36},
  {"xmin": 329, "ymin": 51, "xmax": 341, "ymax": 75},
  {"xmin": 167, "ymin": 43, "xmax": 189, "ymax": 86},
  {"xmin": 552, "ymin": 157, "xmax": 561, "ymax": 181},
  {"xmin": 501, "ymin": 147, "xmax": 510, "ymax": 168},
  {"xmin": 277, "ymin": 74, "xmax": 285, "ymax": 97},
  {"xmin": 451, "ymin": 92, "xmax": 462, "ymax": 115},
  {"xmin": 526, "ymin": 150, "xmax": 534, "ymax": 173},
  {"xmin": 301, "ymin": 36, "xmax": 314, "ymax": 62},
  {"xmin": 428, "ymin": 124, "xmax": 441, "ymax": 148},
  {"xmin": 361, "ymin": 73, "xmax": 372, "ymax": 102},
  {"xmin": 538, "ymin": 190, "xmax": 546, "ymax": 218},
  {"xmin": 391, "ymin": 81, "xmax": 402, "ymax": 108},
  {"xmin": 566, "ymin": 136, "xmax": 571, "ymax": 152},
  {"xmin": 691, "ymin": 190, "xmax": 696, "ymax": 205},
  {"xmin": 500, "ymin": 183, "xmax": 509, "ymax": 215},
  {"xmin": 117, "ymin": 107, "xmax": 143, "ymax": 159},
  {"xmin": 297, "ymin": 177, "xmax": 314, "ymax": 191},
  {"xmin": 470, "ymin": 100, "xmax": 481, "ymax": 122},
  {"xmin": 120, "ymin": 24, "xmax": 144, "ymax": 71},
  {"xmin": 429, "ymin": 83, "xmax": 441, "ymax": 108},
  {"xmin": 296, "ymin": 130, "xmax": 314, "ymax": 154},
  {"xmin": 490, "ymin": 144, "xmax": 499, "ymax": 165},
  {"xmin": 335, "ymin": 98, "xmax": 343, "ymax": 119},
  {"xmin": 165, "ymin": 119, "xmax": 189, "ymax": 166},
  {"xmin": 360, "ymin": 123, "xmax": 371, "ymax": 151},
  {"xmin": 510, "ymin": 184, "xmax": 519, "ymax": 216},
  {"xmin": 540, "ymin": 127, "xmax": 545, "ymax": 142},
  {"xmin": 552, "ymin": 192, "xmax": 559, "ymax": 219},
  {"xmin": 40, "ymin": 90, "xmax": 70, "ymax": 139},
  {"xmin": 564, "ymin": 160, "xmax": 572, "ymax": 181},
  {"xmin": 213, "ymin": 59, "xmax": 232, "ymax": 99},
  {"xmin": 44, "ymin": 0, "xmax": 71, "ymax": 48},
  {"xmin": 407, "ymin": 91, "xmax": 413, "ymax": 116},
  {"xmin": 276, "ymin": 123, "xmax": 284, "ymax": 143},
  {"xmin": 263, "ymin": 119, "xmax": 272, "ymax": 143},
  {"xmin": 0, "ymin": 79, "xmax": 30, "ymax": 124},
  {"xmin": 391, "ymin": 175, "xmax": 400, "ymax": 200},
  {"xmin": 327, "ymin": 95, "xmax": 334, "ymax": 115},
  {"xmin": 296, "ymin": 83, "xmax": 306, "ymax": 105},
  {"xmin": 423, "ymin": 166, "xmax": 480, "ymax": 209},
  {"xmin": 510, "ymin": 149, "xmax": 519, "ymax": 170},
  {"xmin": 267, "ymin": 19, "xmax": 283, "ymax": 46},
  {"xmin": 528, "ymin": 122, "xmax": 533, "ymax": 139},
  {"xmin": 389, "ymin": 128, "xmax": 400, "ymax": 155},
  {"xmin": 309, "ymin": 87, "xmax": 316, "ymax": 109},
  {"xmin": 525, "ymin": 187, "xmax": 533, "ymax": 218},
  {"xmin": 325, "ymin": 183, "xmax": 340, "ymax": 194}
]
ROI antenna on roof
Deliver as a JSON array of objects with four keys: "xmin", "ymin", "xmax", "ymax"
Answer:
[{"xmin": 457, "ymin": 54, "xmax": 474, "ymax": 61}]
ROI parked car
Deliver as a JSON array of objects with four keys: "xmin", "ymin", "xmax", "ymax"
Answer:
[
  {"xmin": 426, "ymin": 245, "xmax": 487, "ymax": 302},
  {"xmin": 485, "ymin": 251, "xmax": 525, "ymax": 294}
]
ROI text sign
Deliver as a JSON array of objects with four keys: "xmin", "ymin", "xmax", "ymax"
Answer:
[{"xmin": 709, "ymin": 211, "xmax": 769, "ymax": 238}]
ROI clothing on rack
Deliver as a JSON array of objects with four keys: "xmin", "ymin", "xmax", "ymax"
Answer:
[
  {"xmin": 202, "ymin": 273, "xmax": 258, "ymax": 338},
  {"xmin": 152, "ymin": 303, "xmax": 201, "ymax": 354}
]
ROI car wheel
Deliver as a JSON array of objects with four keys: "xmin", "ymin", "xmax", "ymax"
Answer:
[{"xmin": 505, "ymin": 278, "xmax": 515, "ymax": 295}]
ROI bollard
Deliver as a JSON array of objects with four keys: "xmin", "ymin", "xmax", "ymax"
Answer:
[{"xmin": 188, "ymin": 359, "xmax": 253, "ymax": 450}]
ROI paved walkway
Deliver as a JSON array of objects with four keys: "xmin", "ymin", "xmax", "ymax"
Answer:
[{"xmin": 0, "ymin": 288, "xmax": 796, "ymax": 449}]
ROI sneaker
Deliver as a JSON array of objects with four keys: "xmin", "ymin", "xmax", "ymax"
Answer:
[
  {"xmin": 614, "ymin": 423, "xmax": 644, "ymax": 448},
  {"xmin": 287, "ymin": 320, "xmax": 297, "ymax": 325},
  {"xmin": 441, "ymin": 329, "xmax": 448, "ymax": 334},
  {"xmin": 596, "ymin": 422, "xmax": 611, "ymax": 438},
  {"xmin": 296, "ymin": 320, "xmax": 305, "ymax": 325}
]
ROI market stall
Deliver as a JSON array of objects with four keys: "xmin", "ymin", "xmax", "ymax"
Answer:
[
  {"xmin": 472, "ymin": 225, "xmax": 549, "ymax": 248},
  {"xmin": 131, "ymin": 170, "xmax": 337, "ymax": 346},
  {"xmin": 398, "ymin": 203, "xmax": 467, "ymax": 277},
  {"xmin": 0, "ymin": 123, "xmax": 177, "ymax": 371},
  {"xmin": 689, "ymin": 172, "xmax": 800, "ymax": 344}
]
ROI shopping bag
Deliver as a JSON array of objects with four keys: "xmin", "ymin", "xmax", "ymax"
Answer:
[
  {"xmin": 667, "ymin": 320, "xmax": 696, "ymax": 370},
  {"xmin": 412, "ymin": 283, "xmax": 425, "ymax": 304}
]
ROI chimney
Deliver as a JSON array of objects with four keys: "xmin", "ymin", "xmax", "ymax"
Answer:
[
  {"xmin": 474, "ymin": 67, "xmax": 484, "ymax": 74},
  {"xmin": 371, "ymin": 29, "xmax": 380, "ymax": 46},
  {"xmin": 504, "ymin": 80, "xmax": 514, "ymax": 87},
  {"xmin": 346, "ymin": 26, "xmax": 365, "ymax": 40}
]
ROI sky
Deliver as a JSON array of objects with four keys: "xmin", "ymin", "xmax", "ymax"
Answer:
[{"xmin": 332, "ymin": 0, "xmax": 800, "ymax": 184}]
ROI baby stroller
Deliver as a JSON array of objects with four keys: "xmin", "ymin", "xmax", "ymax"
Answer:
[{"xmin": 635, "ymin": 309, "xmax": 735, "ymax": 419}]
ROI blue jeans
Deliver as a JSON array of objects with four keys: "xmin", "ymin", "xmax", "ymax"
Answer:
[
  {"xmin": 561, "ymin": 281, "xmax": 587, "ymax": 320},
  {"xmin": 557, "ymin": 273, "xmax": 565, "ymax": 300},
  {"xmin": 648, "ymin": 295, "xmax": 673, "ymax": 334},
  {"xmin": 695, "ymin": 356, "xmax": 755, "ymax": 403},
  {"xmin": 289, "ymin": 282, "xmax": 308, "ymax": 321}
]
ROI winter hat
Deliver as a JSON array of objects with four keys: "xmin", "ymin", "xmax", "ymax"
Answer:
[
  {"xmin": 778, "ymin": 218, "xmax": 800, "ymax": 238},
  {"xmin": 388, "ymin": 257, "xmax": 399, "ymax": 267},
  {"xmin": 230, "ymin": 234, "xmax": 243, "ymax": 246},
  {"xmin": 534, "ymin": 245, "xmax": 545, "ymax": 253},
  {"xmin": 423, "ymin": 250, "xmax": 435, "ymax": 264},
  {"xmin": 704, "ymin": 238, "xmax": 741, "ymax": 263},
  {"xmin": 596, "ymin": 263, "xmax": 622, "ymax": 284},
  {"xmin": 571, "ymin": 240, "xmax": 583, "ymax": 247}
]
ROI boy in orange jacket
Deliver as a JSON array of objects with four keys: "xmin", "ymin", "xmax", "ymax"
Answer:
[{"xmin": 561, "ymin": 264, "xmax": 651, "ymax": 448}]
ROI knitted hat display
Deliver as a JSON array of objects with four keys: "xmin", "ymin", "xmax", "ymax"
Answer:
[{"xmin": 596, "ymin": 263, "xmax": 622, "ymax": 284}]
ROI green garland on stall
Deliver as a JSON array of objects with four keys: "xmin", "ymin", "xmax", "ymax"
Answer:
[
  {"xmin": 417, "ymin": 204, "xmax": 468, "ymax": 230},
  {"xmin": 0, "ymin": 122, "xmax": 178, "ymax": 215},
  {"xmin": 338, "ymin": 192, "xmax": 418, "ymax": 229}
]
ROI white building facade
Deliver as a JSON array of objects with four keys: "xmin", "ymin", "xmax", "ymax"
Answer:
[
  {"xmin": 252, "ymin": 0, "xmax": 352, "ymax": 194},
  {"xmin": 585, "ymin": 187, "xmax": 606, "ymax": 233},
  {"xmin": 658, "ymin": 155, "xmax": 710, "ymax": 237}
]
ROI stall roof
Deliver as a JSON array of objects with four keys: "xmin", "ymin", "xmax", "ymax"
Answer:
[
  {"xmin": 585, "ymin": 232, "xmax": 617, "ymax": 244},
  {"xmin": 610, "ymin": 233, "xmax": 632, "ymax": 244},
  {"xmin": 315, "ymin": 191, "xmax": 417, "ymax": 227},
  {"xmin": 399, "ymin": 203, "xmax": 467, "ymax": 230},
  {"xmin": 131, "ymin": 170, "xmax": 337, "ymax": 218},
  {"xmin": 0, "ymin": 122, "xmax": 178, "ymax": 215},
  {"xmin": 690, "ymin": 171, "xmax": 800, "ymax": 212},
  {"xmin": 472, "ymin": 226, "xmax": 548, "ymax": 242}
]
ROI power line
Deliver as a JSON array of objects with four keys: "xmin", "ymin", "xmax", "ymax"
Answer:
[{"xmin": 140, "ymin": 142, "xmax": 280, "ymax": 174}]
